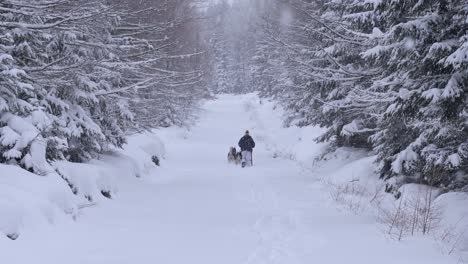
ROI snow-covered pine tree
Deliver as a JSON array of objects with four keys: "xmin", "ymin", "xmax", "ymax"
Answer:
[
  {"xmin": 366, "ymin": 0, "xmax": 468, "ymax": 191},
  {"xmin": 0, "ymin": 0, "xmax": 133, "ymax": 165},
  {"xmin": 0, "ymin": 0, "xmax": 207, "ymax": 173},
  {"xmin": 262, "ymin": 0, "xmax": 379, "ymax": 147},
  {"xmin": 0, "ymin": 12, "xmax": 44, "ymax": 170}
]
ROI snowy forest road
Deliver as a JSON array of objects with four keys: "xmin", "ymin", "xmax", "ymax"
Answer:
[{"xmin": 1, "ymin": 94, "xmax": 455, "ymax": 264}]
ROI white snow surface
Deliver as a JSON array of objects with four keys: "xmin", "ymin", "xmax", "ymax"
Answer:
[{"xmin": 1, "ymin": 94, "xmax": 465, "ymax": 263}]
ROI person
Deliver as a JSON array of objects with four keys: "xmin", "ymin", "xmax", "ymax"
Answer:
[{"xmin": 238, "ymin": 130, "xmax": 255, "ymax": 167}]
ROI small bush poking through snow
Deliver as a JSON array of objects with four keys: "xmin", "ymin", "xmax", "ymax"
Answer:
[
  {"xmin": 327, "ymin": 179, "xmax": 386, "ymax": 215},
  {"xmin": 6, "ymin": 233, "xmax": 19, "ymax": 241},
  {"xmin": 377, "ymin": 184, "xmax": 443, "ymax": 241},
  {"xmin": 152, "ymin": 155, "xmax": 160, "ymax": 166}
]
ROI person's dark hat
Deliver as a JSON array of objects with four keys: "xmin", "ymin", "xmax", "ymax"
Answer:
[{"xmin": 245, "ymin": 130, "xmax": 249, "ymax": 134}]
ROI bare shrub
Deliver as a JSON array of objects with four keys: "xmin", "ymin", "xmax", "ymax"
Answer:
[
  {"xmin": 369, "ymin": 182, "xmax": 386, "ymax": 206},
  {"xmin": 378, "ymin": 186, "xmax": 443, "ymax": 240},
  {"xmin": 327, "ymin": 179, "xmax": 370, "ymax": 214}
]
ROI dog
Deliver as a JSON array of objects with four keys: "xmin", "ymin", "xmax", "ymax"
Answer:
[{"xmin": 227, "ymin": 147, "xmax": 242, "ymax": 165}]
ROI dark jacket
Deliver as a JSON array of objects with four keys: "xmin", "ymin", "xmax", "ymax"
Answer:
[{"xmin": 238, "ymin": 135, "xmax": 255, "ymax": 152}]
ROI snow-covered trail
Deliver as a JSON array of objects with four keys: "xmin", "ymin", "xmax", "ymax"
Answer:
[{"xmin": 1, "ymin": 94, "xmax": 455, "ymax": 264}]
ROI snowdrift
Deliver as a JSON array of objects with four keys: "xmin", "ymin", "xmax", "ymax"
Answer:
[
  {"xmin": 0, "ymin": 164, "xmax": 77, "ymax": 240},
  {"xmin": 0, "ymin": 132, "xmax": 165, "ymax": 240}
]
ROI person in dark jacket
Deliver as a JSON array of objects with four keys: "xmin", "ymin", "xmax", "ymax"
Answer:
[{"xmin": 238, "ymin": 130, "xmax": 255, "ymax": 167}]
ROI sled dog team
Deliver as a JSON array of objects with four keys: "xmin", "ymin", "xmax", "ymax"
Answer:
[{"xmin": 228, "ymin": 130, "xmax": 255, "ymax": 168}]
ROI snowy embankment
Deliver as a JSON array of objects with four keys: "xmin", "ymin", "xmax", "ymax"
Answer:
[
  {"xmin": 250, "ymin": 95, "xmax": 468, "ymax": 261},
  {"xmin": 0, "ymin": 132, "xmax": 165, "ymax": 240},
  {"xmin": 0, "ymin": 93, "xmax": 466, "ymax": 264}
]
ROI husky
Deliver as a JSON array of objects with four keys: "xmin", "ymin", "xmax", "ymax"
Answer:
[{"xmin": 227, "ymin": 147, "xmax": 242, "ymax": 165}]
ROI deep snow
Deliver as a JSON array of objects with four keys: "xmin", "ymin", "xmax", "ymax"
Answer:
[{"xmin": 0, "ymin": 94, "xmax": 464, "ymax": 263}]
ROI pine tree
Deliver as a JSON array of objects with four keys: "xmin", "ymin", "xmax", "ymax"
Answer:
[{"xmin": 366, "ymin": 0, "xmax": 468, "ymax": 190}]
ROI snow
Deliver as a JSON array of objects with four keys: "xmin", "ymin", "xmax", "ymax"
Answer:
[
  {"xmin": 398, "ymin": 88, "xmax": 411, "ymax": 100},
  {"xmin": 445, "ymin": 35, "xmax": 468, "ymax": 68},
  {"xmin": 392, "ymin": 145, "xmax": 419, "ymax": 174},
  {"xmin": 0, "ymin": 113, "xmax": 52, "ymax": 173},
  {"xmin": 0, "ymin": 130, "xmax": 165, "ymax": 242},
  {"xmin": 442, "ymin": 73, "xmax": 463, "ymax": 98},
  {"xmin": 447, "ymin": 153, "xmax": 461, "ymax": 168},
  {"xmin": 0, "ymin": 126, "xmax": 20, "ymax": 146},
  {"xmin": 53, "ymin": 161, "xmax": 117, "ymax": 202},
  {"xmin": 342, "ymin": 120, "xmax": 364, "ymax": 136},
  {"xmin": 422, "ymin": 88, "xmax": 442, "ymax": 103},
  {"xmin": 0, "ymin": 97, "xmax": 8, "ymax": 112},
  {"xmin": 0, "ymin": 164, "xmax": 78, "ymax": 239},
  {"xmin": 361, "ymin": 44, "xmax": 392, "ymax": 58},
  {"xmin": 371, "ymin": 27, "xmax": 384, "ymax": 38},
  {"xmin": 436, "ymin": 192, "xmax": 468, "ymax": 255},
  {"xmin": 0, "ymin": 94, "xmax": 465, "ymax": 263}
]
